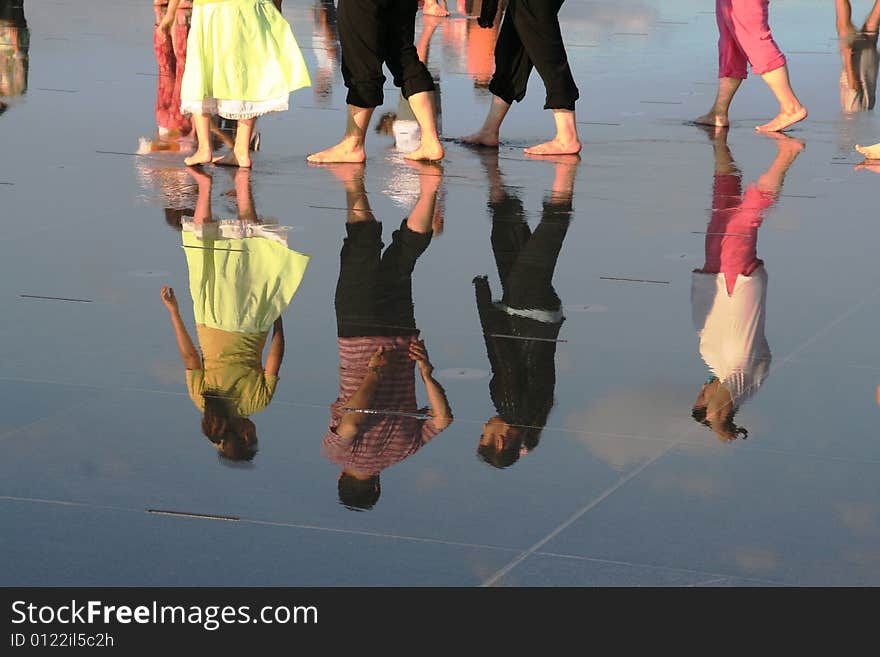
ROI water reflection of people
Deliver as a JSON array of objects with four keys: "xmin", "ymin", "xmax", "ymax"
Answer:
[
  {"xmin": 161, "ymin": 168, "xmax": 309, "ymax": 461},
  {"xmin": 836, "ymin": 0, "xmax": 880, "ymax": 113},
  {"xmin": 322, "ymin": 163, "xmax": 452, "ymax": 510},
  {"xmin": 474, "ymin": 153, "xmax": 575, "ymax": 468},
  {"xmin": 0, "ymin": 0, "xmax": 29, "ymax": 117},
  {"xmin": 691, "ymin": 127, "xmax": 803, "ymax": 443}
]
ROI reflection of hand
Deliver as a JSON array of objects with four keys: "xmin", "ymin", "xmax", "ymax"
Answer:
[
  {"xmin": 368, "ymin": 346, "xmax": 391, "ymax": 372},
  {"xmin": 160, "ymin": 285, "xmax": 179, "ymax": 312},
  {"xmin": 409, "ymin": 338, "xmax": 433, "ymax": 375}
]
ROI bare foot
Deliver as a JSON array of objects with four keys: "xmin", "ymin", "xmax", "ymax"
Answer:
[
  {"xmin": 692, "ymin": 111, "xmax": 729, "ymax": 128},
  {"xmin": 423, "ymin": 1, "xmax": 450, "ymax": 17},
  {"xmin": 855, "ymin": 142, "xmax": 880, "ymax": 159},
  {"xmin": 523, "ymin": 138, "xmax": 582, "ymax": 156},
  {"xmin": 307, "ymin": 137, "xmax": 366, "ymax": 163},
  {"xmin": 212, "ymin": 151, "xmax": 251, "ymax": 168},
  {"xmin": 755, "ymin": 106, "xmax": 808, "ymax": 132},
  {"xmin": 184, "ymin": 149, "xmax": 213, "ymax": 167},
  {"xmin": 404, "ymin": 139, "xmax": 445, "ymax": 161},
  {"xmin": 461, "ymin": 129, "xmax": 499, "ymax": 148}
]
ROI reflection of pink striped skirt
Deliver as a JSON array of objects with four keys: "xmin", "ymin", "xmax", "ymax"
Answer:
[{"xmin": 716, "ymin": 0, "xmax": 786, "ymax": 79}]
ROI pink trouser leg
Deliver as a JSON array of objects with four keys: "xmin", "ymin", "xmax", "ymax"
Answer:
[
  {"xmin": 727, "ymin": 0, "xmax": 787, "ymax": 75},
  {"xmin": 717, "ymin": 0, "xmax": 749, "ymax": 79}
]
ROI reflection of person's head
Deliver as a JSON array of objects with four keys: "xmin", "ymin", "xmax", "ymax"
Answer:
[
  {"xmin": 202, "ymin": 391, "xmax": 258, "ymax": 461},
  {"xmin": 692, "ymin": 381, "xmax": 749, "ymax": 443},
  {"xmin": 477, "ymin": 416, "xmax": 541, "ymax": 469},
  {"xmin": 338, "ymin": 472, "xmax": 380, "ymax": 510}
]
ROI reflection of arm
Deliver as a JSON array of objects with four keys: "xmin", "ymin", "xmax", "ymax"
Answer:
[
  {"xmin": 168, "ymin": 310, "xmax": 201, "ymax": 370},
  {"xmin": 421, "ymin": 367, "xmax": 452, "ymax": 431},
  {"xmin": 265, "ymin": 317, "xmax": 285, "ymax": 376},
  {"xmin": 335, "ymin": 371, "xmax": 381, "ymax": 440}
]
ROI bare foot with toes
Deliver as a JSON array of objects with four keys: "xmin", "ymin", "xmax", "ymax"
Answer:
[
  {"xmin": 404, "ymin": 140, "xmax": 445, "ymax": 161},
  {"xmin": 461, "ymin": 130, "xmax": 499, "ymax": 148},
  {"xmin": 184, "ymin": 149, "xmax": 213, "ymax": 167},
  {"xmin": 212, "ymin": 151, "xmax": 251, "ymax": 168},
  {"xmin": 755, "ymin": 106, "xmax": 807, "ymax": 132},
  {"xmin": 855, "ymin": 142, "xmax": 880, "ymax": 159},
  {"xmin": 523, "ymin": 138, "xmax": 582, "ymax": 156},
  {"xmin": 307, "ymin": 137, "xmax": 366, "ymax": 163}
]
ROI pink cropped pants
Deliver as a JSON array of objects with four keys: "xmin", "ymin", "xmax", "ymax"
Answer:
[{"xmin": 716, "ymin": 0, "xmax": 787, "ymax": 79}]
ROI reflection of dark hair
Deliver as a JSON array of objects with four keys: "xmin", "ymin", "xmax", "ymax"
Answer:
[
  {"xmin": 164, "ymin": 208, "xmax": 188, "ymax": 231},
  {"xmin": 202, "ymin": 391, "xmax": 258, "ymax": 461},
  {"xmin": 0, "ymin": 102, "xmax": 7, "ymax": 118},
  {"xmin": 477, "ymin": 440, "xmax": 519, "ymax": 469},
  {"xmin": 691, "ymin": 405, "xmax": 749, "ymax": 440},
  {"xmin": 338, "ymin": 473, "xmax": 380, "ymax": 510}
]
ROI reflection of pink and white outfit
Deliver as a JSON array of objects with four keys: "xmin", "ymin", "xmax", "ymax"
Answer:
[
  {"xmin": 692, "ymin": 173, "xmax": 773, "ymax": 407},
  {"xmin": 716, "ymin": 0, "xmax": 787, "ymax": 79}
]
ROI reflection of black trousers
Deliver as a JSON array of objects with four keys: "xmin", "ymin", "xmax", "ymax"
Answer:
[
  {"xmin": 337, "ymin": 0, "xmax": 436, "ymax": 108},
  {"xmin": 475, "ymin": 194, "xmax": 571, "ymax": 426},
  {"xmin": 491, "ymin": 195, "xmax": 571, "ymax": 312},
  {"xmin": 489, "ymin": 0, "xmax": 579, "ymax": 110},
  {"xmin": 335, "ymin": 220, "xmax": 432, "ymax": 337}
]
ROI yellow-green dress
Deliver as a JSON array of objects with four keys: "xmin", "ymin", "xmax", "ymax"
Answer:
[
  {"xmin": 180, "ymin": 0, "xmax": 311, "ymax": 119},
  {"xmin": 182, "ymin": 225, "xmax": 310, "ymax": 416}
]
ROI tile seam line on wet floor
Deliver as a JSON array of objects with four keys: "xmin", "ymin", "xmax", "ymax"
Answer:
[
  {"xmin": 0, "ymin": 494, "xmax": 521, "ymax": 555},
  {"xmin": 0, "ymin": 496, "xmax": 800, "ymax": 585},
  {"xmin": 480, "ymin": 439, "xmax": 683, "ymax": 587},
  {"xmin": 533, "ymin": 551, "xmax": 785, "ymax": 586},
  {"xmin": 481, "ymin": 290, "xmax": 880, "ymax": 586}
]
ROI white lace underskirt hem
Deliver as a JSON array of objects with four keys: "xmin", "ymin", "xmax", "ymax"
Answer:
[{"xmin": 181, "ymin": 96, "xmax": 289, "ymax": 120}]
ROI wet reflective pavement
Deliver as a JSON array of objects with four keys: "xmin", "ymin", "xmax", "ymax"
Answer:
[{"xmin": 2, "ymin": 0, "xmax": 880, "ymax": 586}]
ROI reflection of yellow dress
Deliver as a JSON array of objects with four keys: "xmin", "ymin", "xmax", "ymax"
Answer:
[{"xmin": 181, "ymin": 228, "xmax": 310, "ymax": 416}]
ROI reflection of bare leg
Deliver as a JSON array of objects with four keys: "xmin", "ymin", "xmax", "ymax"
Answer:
[
  {"xmin": 836, "ymin": 0, "xmax": 856, "ymax": 36},
  {"xmin": 184, "ymin": 113, "xmax": 213, "ymax": 166},
  {"xmin": 865, "ymin": 0, "xmax": 880, "ymax": 32},
  {"xmin": 333, "ymin": 163, "xmax": 372, "ymax": 223},
  {"xmin": 550, "ymin": 158, "xmax": 578, "ymax": 203},
  {"xmin": 404, "ymin": 162, "xmax": 442, "ymax": 233},
  {"xmin": 855, "ymin": 142, "xmax": 880, "ymax": 158},
  {"xmin": 694, "ymin": 77, "xmax": 742, "ymax": 127},
  {"xmin": 186, "ymin": 166, "xmax": 213, "ymax": 222},
  {"xmin": 755, "ymin": 132, "xmax": 805, "ymax": 192},
  {"xmin": 404, "ymin": 91, "xmax": 445, "ymax": 161},
  {"xmin": 524, "ymin": 109, "xmax": 582, "ymax": 156},
  {"xmin": 755, "ymin": 65, "xmax": 808, "ymax": 132},
  {"xmin": 307, "ymin": 105, "xmax": 372, "ymax": 163},
  {"xmin": 234, "ymin": 168, "xmax": 257, "ymax": 221},
  {"xmin": 462, "ymin": 96, "xmax": 510, "ymax": 147},
  {"xmin": 213, "ymin": 117, "xmax": 254, "ymax": 167}
]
